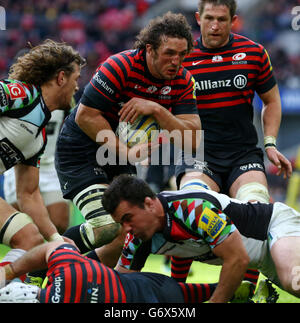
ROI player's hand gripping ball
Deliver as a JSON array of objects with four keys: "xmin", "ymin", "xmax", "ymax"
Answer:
[{"xmin": 116, "ymin": 115, "xmax": 160, "ymax": 148}]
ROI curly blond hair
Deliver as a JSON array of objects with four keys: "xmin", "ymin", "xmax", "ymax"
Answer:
[{"xmin": 9, "ymin": 39, "xmax": 85, "ymax": 86}]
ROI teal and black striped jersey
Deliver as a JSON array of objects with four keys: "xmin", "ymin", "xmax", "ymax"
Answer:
[
  {"xmin": 0, "ymin": 79, "xmax": 50, "ymax": 128},
  {"xmin": 0, "ymin": 79, "xmax": 50, "ymax": 171},
  {"xmin": 183, "ymin": 33, "xmax": 277, "ymax": 150},
  {"xmin": 118, "ymin": 190, "xmax": 236, "ymax": 271}
]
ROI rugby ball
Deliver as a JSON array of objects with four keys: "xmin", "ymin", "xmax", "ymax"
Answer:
[{"xmin": 116, "ymin": 115, "xmax": 160, "ymax": 148}]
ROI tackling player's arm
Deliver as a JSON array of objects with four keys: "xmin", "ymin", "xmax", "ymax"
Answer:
[
  {"xmin": 260, "ymin": 85, "xmax": 292, "ymax": 179},
  {"xmin": 1, "ymin": 241, "xmax": 65, "ymax": 284},
  {"xmin": 210, "ymin": 230, "xmax": 249, "ymax": 303},
  {"xmin": 14, "ymin": 164, "xmax": 60, "ymax": 242}
]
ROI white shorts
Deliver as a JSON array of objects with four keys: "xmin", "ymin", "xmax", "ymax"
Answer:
[
  {"xmin": 243, "ymin": 202, "xmax": 300, "ymax": 288},
  {"xmin": 4, "ymin": 163, "xmax": 66, "ymax": 206}
]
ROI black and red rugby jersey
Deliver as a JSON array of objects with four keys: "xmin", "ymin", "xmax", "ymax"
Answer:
[
  {"xmin": 39, "ymin": 244, "xmax": 185, "ymax": 303},
  {"xmin": 80, "ymin": 48, "xmax": 197, "ymax": 132},
  {"xmin": 183, "ymin": 33, "xmax": 277, "ymax": 150}
]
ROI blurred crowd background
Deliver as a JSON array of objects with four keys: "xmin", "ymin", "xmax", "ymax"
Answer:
[{"xmin": 0, "ymin": 0, "xmax": 299, "ymax": 206}]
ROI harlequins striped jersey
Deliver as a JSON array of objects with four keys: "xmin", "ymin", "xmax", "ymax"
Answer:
[
  {"xmin": 182, "ymin": 33, "xmax": 277, "ymax": 150},
  {"xmin": 0, "ymin": 79, "xmax": 49, "ymax": 171},
  {"xmin": 118, "ymin": 190, "xmax": 236, "ymax": 271}
]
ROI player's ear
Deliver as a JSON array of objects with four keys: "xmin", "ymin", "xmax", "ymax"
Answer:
[
  {"xmin": 231, "ymin": 15, "xmax": 238, "ymax": 27},
  {"xmin": 195, "ymin": 11, "xmax": 201, "ymax": 26},
  {"xmin": 144, "ymin": 196, "xmax": 154, "ymax": 208},
  {"xmin": 57, "ymin": 70, "xmax": 66, "ymax": 86}
]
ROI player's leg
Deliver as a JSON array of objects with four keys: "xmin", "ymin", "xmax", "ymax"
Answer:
[
  {"xmin": 268, "ymin": 203, "xmax": 300, "ymax": 298},
  {"xmin": 0, "ymin": 198, "xmax": 44, "ymax": 250},
  {"xmin": 270, "ymin": 236, "xmax": 300, "ymax": 298},
  {"xmin": 39, "ymin": 166, "xmax": 70, "ymax": 234},
  {"xmin": 46, "ymin": 201, "xmax": 69, "ymax": 234},
  {"xmin": 228, "ymin": 156, "xmax": 270, "ymax": 294},
  {"xmin": 172, "ymin": 152, "xmax": 221, "ymax": 282},
  {"xmin": 63, "ymin": 183, "xmax": 120, "ymax": 253}
]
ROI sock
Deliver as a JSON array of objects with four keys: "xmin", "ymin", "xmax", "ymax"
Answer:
[
  {"xmin": 63, "ymin": 225, "xmax": 91, "ymax": 253},
  {"xmin": 0, "ymin": 249, "xmax": 27, "ymax": 282},
  {"xmin": 170, "ymin": 256, "xmax": 193, "ymax": 282},
  {"xmin": 179, "ymin": 282, "xmax": 217, "ymax": 303},
  {"xmin": 1, "ymin": 249, "xmax": 26, "ymax": 263},
  {"xmin": 244, "ymin": 268, "xmax": 259, "ymax": 288}
]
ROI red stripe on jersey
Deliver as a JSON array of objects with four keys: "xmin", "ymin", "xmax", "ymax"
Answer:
[
  {"xmin": 117, "ymin": 276, "xmax": 127, "ymax": 303},
  {"xmin": 106, "ymin": 267, "xmax": 120, "ymax": 302},
  {"xmin": 63, "ymin": 266, "xmax": 72, "ymax": 302},
  {"xmin": 197, "ymin": 98, "xmax": 247, "ymax": 109},
  {"xmin": 74, "ymin": 264, "xmax": 83, "ymax": 303},
  {"xmin": 101, "ymin": 62, "xmax": 122, "ymax": 91},
  {"xmin": 178, "ymin": 283, "xmax": 188, "ymax": 302},
  {"xmin": 106, "ymin": 56, "xmax": 126, "ymax": 88},
  {"xmin": 102, "ymin": 264, "xmax": 110, "ymax": 303}
]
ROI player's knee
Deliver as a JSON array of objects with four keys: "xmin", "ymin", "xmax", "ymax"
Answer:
[
  {"xmin": 0, "ymin": 212, "xmax": 44, "ymax": 249},
  {"xmin": 179, "ymin": 178, "xmax": 211, "ymax": 191},
  {"xmin": 80, "ymin": 222, "xmax": 120, "ymax": 249},
  {"xmin": 235, "ymin": 182, "xmax": 269, "ymax": 203},
  {"xmin": 73, "ymin": 184, "xmax": 119, "ymax": 249}
]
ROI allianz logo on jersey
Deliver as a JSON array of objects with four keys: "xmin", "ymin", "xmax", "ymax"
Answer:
[{"xmin": 195, "ymin": 74, "xmax": 247, "ymax": 91}]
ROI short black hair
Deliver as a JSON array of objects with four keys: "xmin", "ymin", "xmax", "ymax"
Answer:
[{"xmin": 102, "ymin": 175, "xmax": 156, "ymax": 215}]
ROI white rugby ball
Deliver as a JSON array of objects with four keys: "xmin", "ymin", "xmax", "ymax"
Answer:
[{"xmin": 116, "ymin": 115, "xmax": 160, "ymax": 148}]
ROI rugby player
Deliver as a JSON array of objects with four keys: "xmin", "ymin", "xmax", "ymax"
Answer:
[
  {"xmin": 0, "ymin": 241, "xmax": 217, "ymax": 303},
  {"xmin": 102, "ymin": 175, "xmax": 300, "ymax": 303},
  {"xmin": 57, "ymin": 12, "xmax": 201, "ymax": 265},
  {"xmin": 172, "ymin": 0, "xmax": 292, "ymax": 295},
  {"xmin": 0, "ymin": 40, "xmax": 85, "ymax": 255}
]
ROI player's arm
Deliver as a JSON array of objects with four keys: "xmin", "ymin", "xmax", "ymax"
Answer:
[
  {"xmin": 1, "ymin": 241, "xmax": 64, "ymax": 284},
  {"xmin": 260, "ymin": 85, "xmax": 292, "ymax": 179},
  {"xmin": 119, "ymin": 98, "xmax": 201, "ymax": 151},
  {"xmin": 209, "ymin": 230, "xmax": 249, "ymax": 303},
  {"xmin": 76, "ymin": 103, "xmax": 156, "ymax": 162},
  {"xmin": 115, "ymin": 264, "xmax": 139, "ymax": 273},
  {"xmin": 14, "ymin": 164, "xmax": 60, "ymax": 241}
]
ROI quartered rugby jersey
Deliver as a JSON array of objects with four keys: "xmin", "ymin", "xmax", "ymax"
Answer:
[
  {"xmin": 183, "ymin": 33, "xmax": 277, "ymax": 150},
  {"xmin": 65, "ymin": 48, "xmax": 197, "ymax": 137},
  {"xmin": 118, "ymin": 190, "xmax": 236, "ymax": 271},
  {"xmin": 0, "ymin": 80, "xmax": 50, "ymax": 170}
]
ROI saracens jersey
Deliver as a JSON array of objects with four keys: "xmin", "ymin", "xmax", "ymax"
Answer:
[
  {"xmin": 61, "ymin": 48, "xmax": 197, "ymax": 145},
  {"xmin": 40, "ymin": 244, "xmax": 185, "ymax": 303},
  {"xmin": 118, "ymin": 190, "xmax": 236, "ymax": 271},
  {"xmin": 183, "ymin": 33, "xmax": 277, "ymax": 150},
  {"xmin": 0, "ymin": 80, "xmax": 50, "ymax": 172}
]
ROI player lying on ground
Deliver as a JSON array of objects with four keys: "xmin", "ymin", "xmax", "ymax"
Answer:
[
  {"xmin": 100, "ymin": 175, "xmax": 300, "ymax": 302},
  {"xmin": 0, "ymin": 241, "xmax": 217, "ymax": 303}
]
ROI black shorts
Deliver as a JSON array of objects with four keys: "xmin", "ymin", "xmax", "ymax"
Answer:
[
  {"xmin": 175, "ymin": 147, "xmax": 265, "ymax": 194},
  {"xmin": 55, "ymin": 123, "xmax": 136, "ymax": 200}
]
